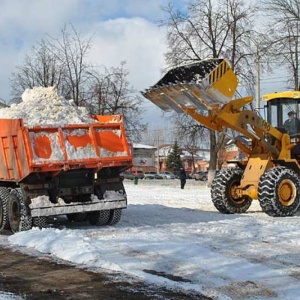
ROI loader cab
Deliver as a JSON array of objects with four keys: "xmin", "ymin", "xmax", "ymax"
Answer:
[{"xmin": 262, "ymin": 91, "xmax": 300, "ymax": 134}]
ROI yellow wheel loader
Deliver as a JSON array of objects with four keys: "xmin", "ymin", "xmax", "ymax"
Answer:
[{"xmin": 142, "ymin": 58, "xmax": 300, "ymax": 217}]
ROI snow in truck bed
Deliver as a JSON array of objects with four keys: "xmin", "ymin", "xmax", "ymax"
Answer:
[{"xmin": 0, "ymin": 86, "xmax": 96, "ymax": 126}]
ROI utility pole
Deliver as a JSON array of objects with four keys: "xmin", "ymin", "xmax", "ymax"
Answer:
[
  {"xmin": 255, "ymin": 44, "xmax": 261, "ymax": 111},
  {"xmin": 156, "ymin": 135, "xmax": 160, "ymax": 173},
  {"xmin": 152, "ymin": 129, "xmax": 163, "ymax": 173}
]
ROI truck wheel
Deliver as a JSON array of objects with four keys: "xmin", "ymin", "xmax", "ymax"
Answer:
[
  {"xmin": 8, "ymin": 189, "xmax": 32, "ymax": 233},
  {"xmin": 87, "ymin": 210, "xmax": 110, "ymax": 226},
  {"xmin": 107, "ymin": 209, "xmax": 122, "ymax": 225},
  {"xmin": 0, "ymin": 187, "xmax": 11, "ymax": 232},
  {"xmin": 211, "ymin": 168, "xmax": 252, "ymax": 214},
  {"xmin": 33, "ymin": 217, "xmax": 47, "ymax": 228},
  {"xmin": 67, "ymin": 213, "xmax": 87, "ymax": 222},
  {"xmin": 258, "ymin": 167, "xmax": 300, "ymax": 216}
]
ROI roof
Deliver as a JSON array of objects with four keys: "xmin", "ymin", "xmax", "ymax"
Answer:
[
  {"xmin": 261, "ymin": 91, "xmax": 300, "ymax": 102},
  {"xmin": 133, "ymin": 143, "xmax": 157, "ymax": 149}
]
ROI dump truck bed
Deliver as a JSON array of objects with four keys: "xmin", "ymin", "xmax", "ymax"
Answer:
[{"xmin": 0, "ymin": 115, "xmax": 132, "ymax": 182}]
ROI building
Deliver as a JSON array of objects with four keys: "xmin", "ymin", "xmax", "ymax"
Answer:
[
  {"xmin": 131, "ymin": 141, "xmax": 244, "ymax": 174},
  {"xmin": 131, "ymin": 143, "xmax": 157, "ymax": 172},
  {"xmin": 156, "ymin": 144, "xmax": 209, "ymax": 174}
]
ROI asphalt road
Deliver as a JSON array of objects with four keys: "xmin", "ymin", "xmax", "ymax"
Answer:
[{"xmin": 0, "ymin": 241, "xmax": 210, "ymax": 300}]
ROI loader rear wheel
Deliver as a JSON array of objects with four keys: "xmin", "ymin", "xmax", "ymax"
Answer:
[
  {"xmin": 211, "ymin": 168, "xmax": 252, "ymax": 214},
  {"xmin": 8, "ymin": 189, "xmax": 32, "ymax": 233},
  {"xmin": 87, "ymin": 210, "xmax": 110, "ymax": 226},
  {"xmin": 107, "ymin": 209, "xmax": 122, "ymax": 225},
  {"xmin": 0, "ymin": 187, "xmax": 11, "ymax": 232},
  {"xmin": 258, "ymin": 167, "xmax": 300, "ymax": 217}
]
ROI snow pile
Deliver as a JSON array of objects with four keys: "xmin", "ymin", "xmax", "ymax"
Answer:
[
  {"xmin": 0, "ymin": 86, "xmax": 96, "ymax": 126},
  {"xmin": 0, "ymin": 292, "xmax": 23, "ymax": 300},
  {"xmin": 5, "ymin": 180, "xmax": 300, "ymax": 299}
]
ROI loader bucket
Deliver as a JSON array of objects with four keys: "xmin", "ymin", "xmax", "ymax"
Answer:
[{"xmin": 142, "ymin": 58, "xmax": 238, "ymax": 112}]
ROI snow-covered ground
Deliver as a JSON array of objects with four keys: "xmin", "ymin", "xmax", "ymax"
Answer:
[
  {"xmin": 2, "ymin": 179, "xmax": 300, "ymax": 299},
  {"xmin": 0, "ymin": 292, "xmax": 23, "ymax": 300}
]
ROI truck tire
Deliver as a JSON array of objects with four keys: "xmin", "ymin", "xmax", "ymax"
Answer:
[
  {"xmin": 0, "ymin": 187, "xmax": 11, "ymax": 232},
  {"xmin": 67, "ymin": 213, "xmax": 87, "ymax": 222},
  {"xmin": 107, "ymin": 209, "xmax": 122, "ymax": 225},
  {"xmin": 211, "ymin": 168, "xmax": 252, "ymax": 214},
  {"xmin": 87, "ymin": 210, "xmax": 110, "ymax": 226},
  {"xmin": 8, "ymin": 189, "xmax": 32, "ymax": 233},
  {"xmin": 258, "ymin": 167, "xmax": 300, "ymax": 217},
  {"xmin": 33, "ymin": 216, "xmax": 47, "ymax": 228}
]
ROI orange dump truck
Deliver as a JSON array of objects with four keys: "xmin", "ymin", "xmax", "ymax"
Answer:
[{"xmin": 0, "ymin": 115, "xmax": 132, "ymax": 233}]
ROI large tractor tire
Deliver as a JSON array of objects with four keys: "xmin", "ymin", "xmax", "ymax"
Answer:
[
  {"xmin": 258, "ymin": 167, "xmax": 300, "ymax": 217},
  {"xmin": 211, "ymin": 168, "xmax": 252, "ymax": 214},
  {"xmin": 107, "ymin": 209, "xmax": 122, "ymax": 225},
  {"xmin": 8, "ymin": 189, "xmax": 32, "ymax": 233},
  {"xmin": 87, "ymin": 210, "xmax": 110, "ymax": 226},
  {"xmin": 0, "ymin": 187, "xmax": 11, "ymax": 232}
]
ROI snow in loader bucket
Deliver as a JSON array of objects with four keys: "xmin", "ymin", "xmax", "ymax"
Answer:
[{"xmin": 142, "ymin": 58, "xmax": 238, "ymax": 112}]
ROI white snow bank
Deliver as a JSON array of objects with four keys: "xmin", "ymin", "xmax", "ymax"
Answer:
[
  {"xmin": 0, "ymin": 86, "xmax": 96, "ymax": 126},
  {"xmin": 0, "ymin": 292, "xmax": 24, "ymax": 300},
  {"xmin": 7, "ymin": 180, "xmax": 300, "ymax": 299}
]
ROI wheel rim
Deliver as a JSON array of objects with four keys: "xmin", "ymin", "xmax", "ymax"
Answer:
[
  {"xmin": 228, "ymin": 179, "xmax": 245, "ymax": 205},
  {"xmin": 278, "ymin": 179, "xmax": 297, "ymax": 206}
]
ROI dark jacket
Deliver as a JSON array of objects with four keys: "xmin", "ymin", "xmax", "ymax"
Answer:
[
  {"xmin": 179, "ymin": 168, "xmax": 186, "ymax": 181},
  {"xmin": 284, "ymin": 117, "xmax": 300, "ymax": 136}
]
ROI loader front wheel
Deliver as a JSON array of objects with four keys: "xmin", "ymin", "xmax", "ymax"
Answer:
[
  {"xmin": 87, "ymin": 210, "xmax": 110, "ymax": 226},
  {"xmin": 8, "ymin": 189, "xmax": 32, "ymax": 233},
  {"xmin": 0, "ymin": 187, "xmax": 11, "ymax": 232},
  {"xmin": 211, "ymin": 168, "xmax": 252, "ymax": 214},
  {"xmin": 258, "ymin": 167, "xmax": 300, "ymax": 217}
]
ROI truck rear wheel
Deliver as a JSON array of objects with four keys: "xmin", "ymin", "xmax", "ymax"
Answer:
[
  {"xmin": 108, "ymin": 209, "xmax": 122, "ymax": 225},
  {"xmin": 87, "ymin": 210, "xmax": 110, "ymax": 226},
  {"xmin": 33, "ymin": 217, "xmax": 47, "ymax": 228},
  {"xmin": 258, "ymin": 167, "xmax": 300, "ymax": 216},
  {"xmin": 0, "ymin": 187, "xmax": 11, "ymax": 232},
  {"xmin": 67, "ymin": 213, "xmax": 87, "ymax": 222},
  {"xmin": 211, "ymin": 168, "xmax": 252, "ymax": 214},
  {"xmin": 8, "ymin": 189, "xmax": 32, "ymax": 233}
]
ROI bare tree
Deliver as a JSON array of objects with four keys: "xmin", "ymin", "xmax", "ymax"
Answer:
[
  {"xmin": 161, "ymin": 0, "xmax": 258, "ymax": 183},
  {"xmin": 87, "ymin": 62, "xmax": 147, "ymax": 141},
  {"xmin": 10, "ymin": 24, "xmax": 92, "ymax": 105},
  {"xmin": 261, "ymin": 0, "xmax": 300, "ymax": 90},
  {"xmin": 49, "ymin": 24, "xmax": 92, "ymax": 105},
  {"xmin": 10, "ymin": 25, "xmax": 146, "ymax": 141},
  {"xmin": 10, "ymin": 39, "xmax": 65, "ymax": 103},
  {"xmin": 174, "ymin": 113, "xmax": 208, "ymax": 171}
]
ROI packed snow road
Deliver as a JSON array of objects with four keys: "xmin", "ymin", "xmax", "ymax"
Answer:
[{"xmin": 2, "ymin": 179, "xmax": 300, "ymax": 299}]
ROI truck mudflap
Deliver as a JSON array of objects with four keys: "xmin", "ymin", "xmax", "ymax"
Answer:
[
  {"xmin": 142, "ymin": 58, "xmax": 238, "ymax": 112},
  {"xmin": 29, "ymin": 190, "xmax": 127, "ymax": 217}
]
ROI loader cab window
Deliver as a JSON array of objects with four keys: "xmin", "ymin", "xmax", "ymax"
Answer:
[{"xmin": 266, "ymin": 98, "xmax": 300, "ymax": 131}]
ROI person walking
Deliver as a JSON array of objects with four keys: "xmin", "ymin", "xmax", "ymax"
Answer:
[{"xmin": 179, "ymin": 167, "xmax": 187, "ymax": 189}]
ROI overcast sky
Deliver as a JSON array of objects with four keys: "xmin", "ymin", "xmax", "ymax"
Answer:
[
  {"xmin": 0, "ymin": 0, "xmax": 188, "ymax": 130},
  {"xmin": 0, "ymin": 0, "xmax": 290, "ymax": 134}
]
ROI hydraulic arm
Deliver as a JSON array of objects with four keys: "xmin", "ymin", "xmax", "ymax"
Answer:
[{"xmin": 143, "ymin": 58, "xmax": 300, "ymax": 217}]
